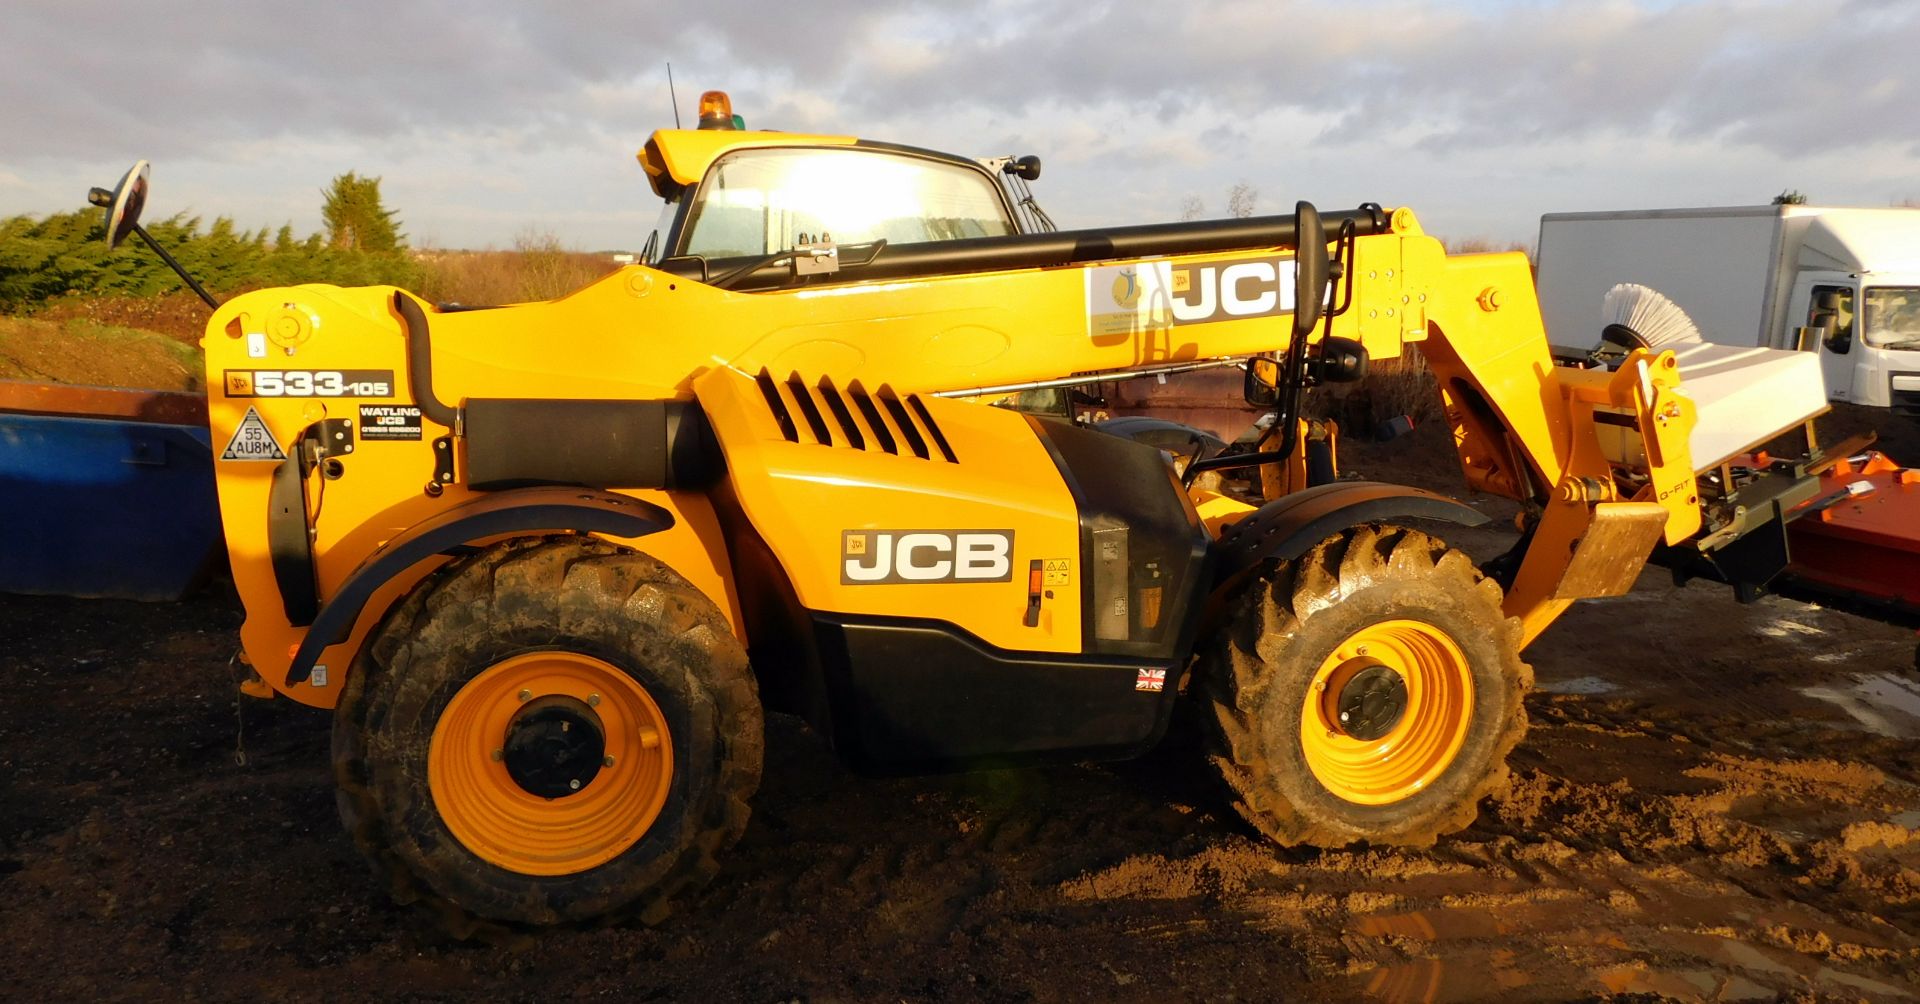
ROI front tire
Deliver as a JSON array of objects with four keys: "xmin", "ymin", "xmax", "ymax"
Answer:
[
  {"xmin": 1201, "ymin": 525, "xmax": 1529, "ymax": 848},
  {"xmin": 333, "ymin": 536, "xmax": 762, "ymax": 932}
]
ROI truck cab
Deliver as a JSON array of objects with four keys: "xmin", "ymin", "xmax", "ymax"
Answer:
[{"xmin": 1782, "ymin": 218, "xmax": 1920, "ymax": 416}]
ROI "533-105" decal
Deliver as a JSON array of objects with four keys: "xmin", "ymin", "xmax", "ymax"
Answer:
[{"xmin": 224, "ymin": 369, "xmax": 394, "ymax": 398}]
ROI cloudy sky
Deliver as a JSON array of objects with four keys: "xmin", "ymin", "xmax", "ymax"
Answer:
[{"xmin": 3, "ymin": 0, "xmax": 1916, "ymax": 252}]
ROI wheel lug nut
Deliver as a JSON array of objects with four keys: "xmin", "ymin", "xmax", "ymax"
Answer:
[
  {"xmin": 587, "ymin": 693, "xmax": 601, "ymax": 707},
  {"xmin": 491, "ymin": 749, "xmax": 504, "ymax": 761},
  {"xmin": 603, "ymin": 755, "xmax": 616, "ymax": 768},
  {"xmin": 568, "ymin": 778, "xmax": 582, "ymax": 791},
  {"xmin": 1356, "ymin": 645, "xmax": 1369, "ymax": 656},
  {"xmin": 517, "ymin": 689, "xmax": 531, "ymax": 702}
]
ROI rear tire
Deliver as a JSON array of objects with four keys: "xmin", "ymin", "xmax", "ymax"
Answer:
[
  {"xmin": 333, "ymin": 535, "xmax": 761, "ymax": 932},
  {"xmin": 1201, "ymin": 525, "xmax": 1528, "ymax": 847}
]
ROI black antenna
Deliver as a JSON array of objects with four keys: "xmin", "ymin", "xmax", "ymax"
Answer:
[{"xmin": 667, "ymin": 62, "xmax": 682, "ymax": 129}]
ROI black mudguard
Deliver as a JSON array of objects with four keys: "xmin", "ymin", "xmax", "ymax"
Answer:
[
  {"xmin": 1209, "ymin": 481, "xmax": 1489, "ymax": 596},
  {"xmin": 283, "ymin": 487, "xmax": 673, "ymax": 686}
]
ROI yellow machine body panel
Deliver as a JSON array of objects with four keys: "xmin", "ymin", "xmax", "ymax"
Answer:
[
  {"xmin": 695, "ymin": 367, "xmax": 1085, "ymax": 652},
  {"xmin": 203, "ymin": 285, "xmax": 743, "ymax": 708}
]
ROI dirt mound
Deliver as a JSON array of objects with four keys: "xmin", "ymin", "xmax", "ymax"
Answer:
[
  {"xmin": 0, "ymin": 315, "xmax": 202, "ymax": 391},
  {"xmin": 31, "ymin": 292, "xmax": 214, "ymax": 345}
]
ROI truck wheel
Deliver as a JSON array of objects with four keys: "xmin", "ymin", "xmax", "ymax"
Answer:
[
  {"xmin": 333, "ymin": 535, "xmax": 761, "ymax": 933},
  {"xmin": 1201, "ymin": 525, "xmax": 1529, "ymax": 848}
]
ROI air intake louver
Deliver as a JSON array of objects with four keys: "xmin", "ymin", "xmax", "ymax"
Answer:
[{"xmin": 756, "ymin": 369, "xmax": 956, "ymax": 462}]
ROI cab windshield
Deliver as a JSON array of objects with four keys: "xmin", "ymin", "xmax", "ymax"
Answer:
[
  {"xmin": 1864, "ymin": 286, "xmax": 1920, "ymax": 351},
  {"xmin": 640, "ymin": 197, "xmax": 678, "ymax": 265},
  {"xmin": 679, "ymin": 147, "xmax": 1014, "ymax": 259}
]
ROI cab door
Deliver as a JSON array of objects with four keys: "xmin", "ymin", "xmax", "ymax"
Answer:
[{"xmin": 1787, "ymin": 275, "xmax": 1859, "ymax": 402}]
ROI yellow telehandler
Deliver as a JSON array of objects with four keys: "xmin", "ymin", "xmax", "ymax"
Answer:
[{"xmin": 98, "ymin": 90, "xmax": 1835, "ymax": 930}]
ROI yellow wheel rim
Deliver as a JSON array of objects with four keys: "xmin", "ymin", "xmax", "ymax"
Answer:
[
  {"xmin": 429, "ymin": 652, "xmax": 673, "ymax": 876},
  {"xmin": 1298, "ymin": 620, "xmax": 1472, "ymax": 806}
]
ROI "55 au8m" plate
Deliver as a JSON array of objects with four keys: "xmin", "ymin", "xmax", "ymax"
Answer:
[{"xmin": 224, "ymin": 369, "xmax": 395, "ymax": 398}]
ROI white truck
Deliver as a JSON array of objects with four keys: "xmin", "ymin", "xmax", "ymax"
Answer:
[{"xmin": 1537, "ymin": 205, "xmax": 1920, "ymax": 417}]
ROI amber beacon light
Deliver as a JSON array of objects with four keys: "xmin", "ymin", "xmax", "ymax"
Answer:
[{"xmin": 697, "ymin": 90, "xmax": 740, "ymax": 130}]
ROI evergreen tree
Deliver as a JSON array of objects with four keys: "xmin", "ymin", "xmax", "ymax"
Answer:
[{"xmin": 321, "ymin": 172, "xmax": 405, "ymax": 252}]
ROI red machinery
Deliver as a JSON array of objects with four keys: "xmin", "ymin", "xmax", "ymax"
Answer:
[{"xmin": 1781, "ymin": 448, "xmax": 1920, "ymax": 625}]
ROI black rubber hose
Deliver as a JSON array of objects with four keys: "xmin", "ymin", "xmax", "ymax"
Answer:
[{"xmin": 394, "ymin": 292, "xmax": 458, "ymax": 429}]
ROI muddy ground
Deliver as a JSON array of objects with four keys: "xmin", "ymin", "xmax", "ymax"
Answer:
[{"xmin": 3, "ymin": 422, "xmax": 1919, "ymax": 1002}]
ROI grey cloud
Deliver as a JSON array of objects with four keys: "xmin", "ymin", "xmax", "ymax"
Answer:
[
  {"xmin": 788, "ymin": 1, "xmax": 1918, "ymax": 159},
  {"xmin": 10, "ymin": 0, "xmax": 1908, "ymax": 166},
  {"xmin": 0, "ymin": 1, "xmax": 921, "ymax": 162}
]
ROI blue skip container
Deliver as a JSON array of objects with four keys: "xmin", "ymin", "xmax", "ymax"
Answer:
[{"xmin": 0, "ymin": 382, "xmax": 223, "ymax": 601}]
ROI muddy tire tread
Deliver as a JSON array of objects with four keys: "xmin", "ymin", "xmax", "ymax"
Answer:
[
  {"xmin": 1200, "ymin": 524, "xmax": 1530, "ymax": 848},
  {"xmin": 333, "ymin": 535, "xmax": 761, "ymax": 938}
]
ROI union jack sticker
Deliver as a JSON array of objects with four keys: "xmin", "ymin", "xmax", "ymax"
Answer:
[{"xmin": 1136, "ymin": 668, "xmax": 1167, "ymax": 693}]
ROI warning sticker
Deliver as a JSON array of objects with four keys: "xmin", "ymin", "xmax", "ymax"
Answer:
[
  {"xmin": 222, "ymin": 406, "xmax": 286, "ymax": 462},
  {"xmin": 1043, "ymin": 558, "xmax": 1072, "ymax": 587},
  {"xmin": 359, "ymin": 404, "xmax": 423, "ymax": 442}
]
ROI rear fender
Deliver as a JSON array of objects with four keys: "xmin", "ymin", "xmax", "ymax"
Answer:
[{"xmin": 283, "ymin": 486, "xmax": 672, "ymax": 686}]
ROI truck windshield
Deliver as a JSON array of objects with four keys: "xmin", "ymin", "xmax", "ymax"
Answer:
[
  {"xmin": 1863, "ymin": 286, "xmax": 1920, "ymax": 351},
  {"xmin": 679, "ymin": 147, "xmax": 1014, "ymax": 259}
]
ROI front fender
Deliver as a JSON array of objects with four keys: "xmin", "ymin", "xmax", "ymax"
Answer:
[
  {"xmin": 284, "ymin": 486, "xmax": 672, "ymax": 685},
  {"xmin": 1209, "ymin": 481, "xmax": 1489, "ymax": 594}
]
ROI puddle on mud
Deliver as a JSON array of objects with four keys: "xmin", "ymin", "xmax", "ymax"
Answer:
[
  {"xmin": 1535, "ymin": 675, "xmax": 1620, "ymax": 696},
  {"xmin": 1758, "ymin": 617, "xmax": 1828, "ymax": 640},
  {"xmin": 1801, "ymin": 672, "xmax": 1920, "ymax": 737}
]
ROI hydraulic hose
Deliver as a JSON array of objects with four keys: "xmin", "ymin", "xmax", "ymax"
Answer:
[{"xmin": 394, "ymin": 292, "xmax": 459, "ymax": 430}]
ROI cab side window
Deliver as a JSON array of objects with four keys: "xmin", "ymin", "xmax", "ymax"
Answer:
[{"xmin": 1808, "ymin": 284, "xmax": 1855, "ymax": 354}]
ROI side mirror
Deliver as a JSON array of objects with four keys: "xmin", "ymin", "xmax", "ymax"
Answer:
[
  {"xmin": 1292, "ymin": 200, "xmax": 1329, "ymax": 342},
  {"xmin": 87, "ymin": 160, "xmax": 150, "ymax": 250},
  {"xmin": 1243, "ymin": 355, "xmax": 1280, "ymax": 407},
  {"xmin": 1315, "ymin": 336, "xmax": 1370, "ymax": 383},
  {"xmin": 81, "ymin": 161, "xmax": 218, "ymax": 310}
]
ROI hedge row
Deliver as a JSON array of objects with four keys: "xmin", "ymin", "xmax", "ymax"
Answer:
[{"xmin": 0, "ymin": 210, "xmax": 421, "ymax": 311}]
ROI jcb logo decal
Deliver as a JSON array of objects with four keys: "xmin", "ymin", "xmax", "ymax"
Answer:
[
  {"xmin": 841, "ymin": 530, "xmax": 1013, "ymax": 584},
  {"xmin": 1168, "ymin": 257, "xmax": 1297, "ymax": 325},
  {"xmin": 1087, "ymin": 256, "xmax": 1296, "ymax": 338}
]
